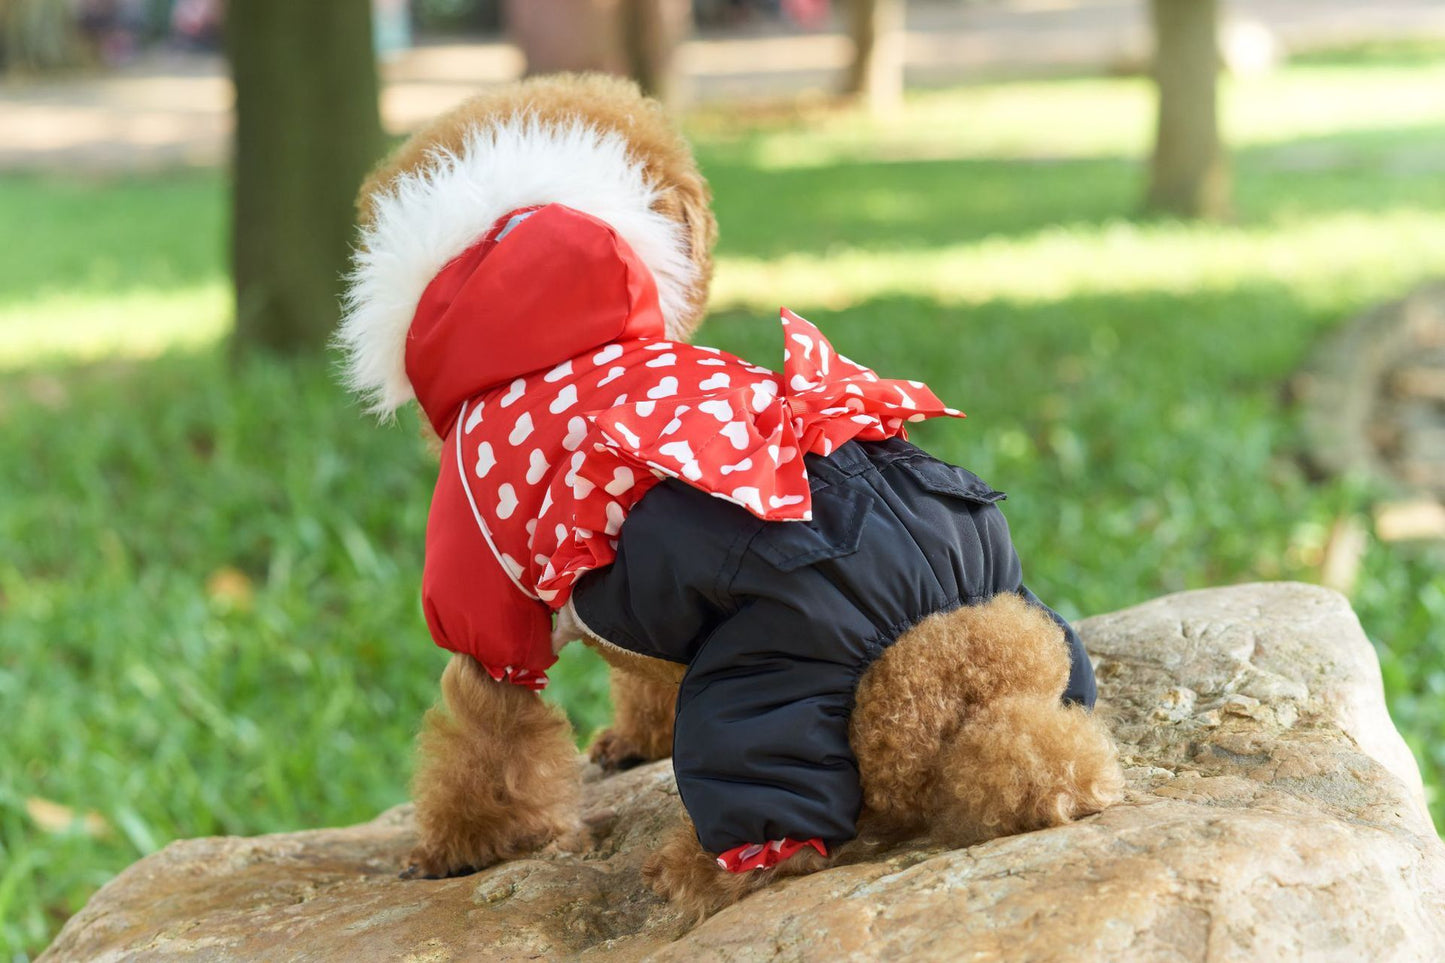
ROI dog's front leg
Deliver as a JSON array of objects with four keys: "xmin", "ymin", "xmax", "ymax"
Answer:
[
  {"xmin": 589, "ymin": 666, "xmax": 679, "ymax": 772},
  {"xmin": 404, "ymin": 654, "xmax": 580, "ymax": 878},
  {"xmin": 557, "ymin": 600, "xmax": 682, "ymax": 773}
]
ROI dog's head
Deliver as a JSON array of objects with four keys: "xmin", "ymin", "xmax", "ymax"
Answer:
[{"xmin": 339, "ymin": 73, "xmax": 717, "ymax": 420}]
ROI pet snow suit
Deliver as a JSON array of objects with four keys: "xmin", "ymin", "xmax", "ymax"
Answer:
[
  {"xmin": 405, "ymin": 202, "xmax": 1096, "ymax": 871},
  {"xmin": 571, "ymin": 439, "xmax": 1096, "ymax": 869}
]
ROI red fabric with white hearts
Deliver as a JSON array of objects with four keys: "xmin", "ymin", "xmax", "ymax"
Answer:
[
  {"xmin": 589, "ymin": 308, "xmax": 963, "ymax": 520},
  {"xmin": 410, "ymin": 203, "xmax": 962, "ymax": 689}
]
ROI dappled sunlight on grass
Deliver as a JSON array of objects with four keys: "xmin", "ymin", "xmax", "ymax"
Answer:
[
  {"xmin": 0, "ymin": 171, "xmax": 226, "ymax": 367},
  {"xmin": 712, "ymin": 209, "xmax": 1445, "ymax": 316},
  {"xmin": 0, "ymin": 283, "xmax": 228, "ymax": 368},
  {"xmin": 706, "ymin": 155, "xmax": 1137, "ymax": 258},
  {"xmin": 695, "ymin": 57, "xmax": 1445, "ymax": 170},
  {"xmin": 4, "ymin": 54, "xmax": 1443, "ymax": 367},
  {"xmin": 693, "ymin": 79, "xmax": 1156, "ymax": 169}
]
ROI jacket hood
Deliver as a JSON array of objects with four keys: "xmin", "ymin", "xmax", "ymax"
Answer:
[
  {"xmin": 337, "ymin": 116, "xmax": 697, "ymax": 418},
  {"xmin": 406, "ymin": 203, "xmax": 665, "ymax": 435}
]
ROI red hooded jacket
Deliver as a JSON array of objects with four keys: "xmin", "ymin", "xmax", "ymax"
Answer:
[{"xmin": 406, "ymin": 203, "xmax": 960, "ymax": 690}]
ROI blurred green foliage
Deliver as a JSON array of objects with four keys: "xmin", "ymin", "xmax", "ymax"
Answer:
[{"xmin": 3, "ymin": 47, "xmax": 1445, "ymax": 959}]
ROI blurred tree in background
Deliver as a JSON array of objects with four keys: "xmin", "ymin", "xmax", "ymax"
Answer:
[
  {"xmin": 620, "ymin": 0, "xmax": 690, "ymax": 107},
  {"xmin": 1145, "ymin": 0, "xmax": 1231, "ymax": 219},
  {"xmin": 228, "ymin": 0, "xmax": 385, "ymax": 354},
  {"xmin": 506, "ymin": 0, "xmax": 691, "ymax": 108},
  {"xmin": 0, "ymin": 0, "xmax": 89, "ymax": 71},
  {"xmin": 503, "ymin": 0, "xmax": 905, "ymax": 114},
  {"xmin": 844, "ymin": 0, "xmax": 903, "ymax": 114}
]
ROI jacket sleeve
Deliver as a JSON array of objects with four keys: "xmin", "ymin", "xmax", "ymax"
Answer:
[{"xmin": 421, "ymin": 430, "xmax": 555, "ymax": 689}]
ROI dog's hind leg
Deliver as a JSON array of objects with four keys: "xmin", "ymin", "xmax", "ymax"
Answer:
[
  {"xmin": 928, "ymin": 693, "xmax": 1123, "ymax": 847},
  {"xmin": 643, "ymin": 818, "xmax": 834, "ymax": 922},
  {"xmin": 851, "ymin": 594, "xmax": 1122, "ymax": 846},
  {"xmin": 920, "ymin": 597, "xmax": 1122, "ymax": 844},
  {"xmin": 403, "ymin": 653, "xmax": 580, "ymax": 878},
  {"xmin": 555, "ymin": 602, "xmax": 682, "ymax": 773}
]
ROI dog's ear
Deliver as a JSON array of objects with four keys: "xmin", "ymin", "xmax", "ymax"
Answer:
[
  {"xmin": 342, "ymin": 117, "xmax": 701, "ymax": 417},
  {"xmin": 340, "ymin": 75, "xmax": 718, "ymax": 410},
  {"xmin": 419, "ymin": 419, "xmax": 443, "ymax": 459},
  {"xmin": 656, "ymin": 168, "xmax": 717, "ymax": 343}
]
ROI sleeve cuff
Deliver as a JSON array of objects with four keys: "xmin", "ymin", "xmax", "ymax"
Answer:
[
  {"xmin": 715, "ymin": 837, "xmax": 827, "ymax": 872},
  {"xmin": 481, "ymin": 663, "xmax": 549, "ymax": 691}
]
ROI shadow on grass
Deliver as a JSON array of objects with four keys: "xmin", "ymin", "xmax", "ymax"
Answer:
[
  {"xmin": 704, "ymin": 153, "xmax": 1139, "ymax": 258},
  {"xmin": 698, "ymin": 118, "xmax": 1445, "ymax": 260},
  {"xmin": 0, "ymin": 171, "xmax": 224, "ymax": 309},
  {"xmin": 3, "ymin": 118, "xmax": 1441, "ymax": 316},
  {"xmin": 1234, "ymin": 122, "xmax": 1445, "ymax": 212}
]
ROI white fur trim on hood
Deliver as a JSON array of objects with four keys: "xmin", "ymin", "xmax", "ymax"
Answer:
[{"xmin": 338, "ymin": 116, "xmax": 698, "ymax": 417}]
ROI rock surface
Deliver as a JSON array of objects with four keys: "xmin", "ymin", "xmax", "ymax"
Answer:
[{"xmin": 41, "ymin": 583, "xmax": 1445, "ymax": 962}]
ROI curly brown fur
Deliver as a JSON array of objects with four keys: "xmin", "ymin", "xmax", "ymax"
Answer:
[
  {"xmin": 850, "ymin": 594, "xmax": 1073, "ymax": 826},
  {"xmin": 929, "ymin": 695, "xmax": 1123, "ymax": 847},
  {"xmin": 851, "ymin": 594, "xmax": 1122, "ymax": 841},
  {"xmin": 588, "ymin": 665, "xmax": 679, "ymax": 771},
  {"xmin": 560, "ymin": 606, "xmax": 682, "ymax": 771},
  {"xmin": 359, "ymin": 73, "xmax": 716, "ymax": 339},
  {"xmin": 583, "ymin": 634, "xmax": 687, "ymax": 686},
  {"xmin": 643, "ymin": 820, "xmax": 834, "ymax": 922},
  {"xmin": 404, "ymin": 654, "xmax": 581, "ymax": 878}
]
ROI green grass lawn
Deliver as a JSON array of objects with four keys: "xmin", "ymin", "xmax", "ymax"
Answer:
[{"xmin": 4, "ymin": 48, "xmax": 1445, "ymax": 958}]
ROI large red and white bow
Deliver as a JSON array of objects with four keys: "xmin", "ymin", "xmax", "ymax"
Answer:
[{"xmin": 592, "ymin": 308, "xmax": 964, "ymax": 522}]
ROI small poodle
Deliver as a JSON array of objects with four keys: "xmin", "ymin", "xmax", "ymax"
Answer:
[{"xmin": 338, "ymin": 73, "xmax": 1122, "ymax": 919}]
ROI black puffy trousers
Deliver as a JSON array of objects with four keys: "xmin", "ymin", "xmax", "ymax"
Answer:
[{"xmin": 572, "ymin": 438, "xmax": 1096, "ymax": 855}]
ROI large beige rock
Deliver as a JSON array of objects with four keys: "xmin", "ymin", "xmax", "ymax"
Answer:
[{"xmin": 42, "ymin": 583, "xmax": 1445, "ymax": 962}]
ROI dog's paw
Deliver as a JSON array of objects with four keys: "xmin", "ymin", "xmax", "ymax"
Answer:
[
  {"xmin": 399, "ymin": 841, "xmax": 497, "ymax": 880},
  {"xmin": 642, "ymin": 845, "xmax": 745, "ymax": 920},
  {"xmin": 641, "ymin": 823, "xmax": 820, "ymax": 922},
  {"xmin": 588, "ymin": 727, "xmax": 649, "ymax": 773}
]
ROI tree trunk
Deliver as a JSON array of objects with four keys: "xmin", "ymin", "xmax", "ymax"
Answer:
[
  {"xmin": 1144, "ymin": 0, "xmax": 1230, "ymax": 220},
  {"xmin": 505, "ymin": 0, "xmax": 625, "ymax": 77},
  {"xmin": 505, "ymin": 0, "xmax": 689, "ymax": 110},
  {"xmin": 844, "ymin": 0, "xmax": 904, "ymax": 115},
  {"xmin": 620, "ymin": 0, "xmax": 690, "ymax": 109},
  {"xmin": 1, "ymin": 0, "xmax": 89, "ymax": 73},
  {"xmin": 228, "ymin": 0, "xmax": 385, "ymax": 355}
]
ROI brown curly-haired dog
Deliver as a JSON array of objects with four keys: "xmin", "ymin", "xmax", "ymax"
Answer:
[{"xmin": 342, "ymin": 72, "xmax": 1122, "ymax": 916}]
